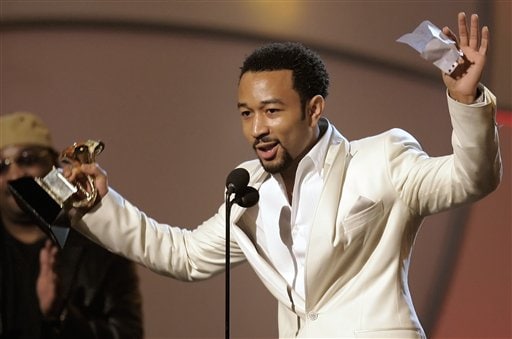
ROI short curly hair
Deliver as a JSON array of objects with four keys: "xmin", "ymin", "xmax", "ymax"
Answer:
[{"xmin": 239, "ymin": 42, "xmax": 330, "ymax": 111}]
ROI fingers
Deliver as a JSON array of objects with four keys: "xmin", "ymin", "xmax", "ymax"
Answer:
[
  {"xmin": 63, "ymin": 162, "xmax": 109, "ymax": 199},
  {"xmin": 442, "ymin": 12, "xmax": 488, "ymax": 103},
  {"xmin": 479, "ymin": 25, "xmax": 489, "ymax": 55},
  {"xmin": 37, "ymin": 240, "xmax": 59, "ymax": 316},
  {"xmin": 468, "ymin": 13, "xmax": 479, "ymax": 50},
  {"xmin": 39, "ymin": 240, "xmax": 58, "ymax": 273},
  {"xmin": 458, "ymin": 12, "xmax": 469, "ymax": 47},
  {"xmin": 457, "ymin": 12, "xmax": 488, "ymax": 54},
  {"xmin": 442, "ymin": 26, "xmax": 458, "ymax": 45},
  {"xmin": 63, "ymin": 163, "xmax": 104, "ymax": 181}
]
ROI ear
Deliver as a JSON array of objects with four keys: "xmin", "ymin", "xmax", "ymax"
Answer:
[{"xmin": 307, "ymin": 95, "xmax": 325, "ymax": 127}]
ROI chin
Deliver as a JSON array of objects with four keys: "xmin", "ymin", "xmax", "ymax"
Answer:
[
  {"xmin": 256, "ymin": 146, "xmax": 294, "ymax": 174},
  {"xmin": 262, "ymin": 164, "xmax": 283, "ymax": 174},
  {"xmin": 260, "ymin": 158, "xmax": 291, "ymax": 174}
]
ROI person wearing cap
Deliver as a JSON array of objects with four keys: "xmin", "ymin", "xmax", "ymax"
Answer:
[{"xmin": 0, "ymin": 112, "xmax": 144, "ymax": 339}]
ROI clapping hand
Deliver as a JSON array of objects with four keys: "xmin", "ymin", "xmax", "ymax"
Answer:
[{"xmin": 37, "ymin": 240, "xmax": 60, "ymax": 317}]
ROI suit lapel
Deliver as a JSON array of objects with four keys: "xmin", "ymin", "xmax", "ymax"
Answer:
[
  {"xmin": 230, "ymin": 127, "xmax": 352, "ymax": 313},
  {"xmin": 232, "ymin": 226, "xmax": 305, "ymax": 314},
  {"xmin": 231, "ymin": 164, "xmax": 308, "ymax": 314},
  {"xmin": 305, "ymin": 135, "xmax": 351, "ymax": 309}
]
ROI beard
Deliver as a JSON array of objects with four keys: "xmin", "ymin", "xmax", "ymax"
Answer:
[{"xmin": 257, "ymin": 147, "xmax": 293, "ymax": 174}]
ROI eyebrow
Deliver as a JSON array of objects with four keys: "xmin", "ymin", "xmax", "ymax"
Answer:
[{"xmin": 237, "ymin": 98, "xmax": 285, "ymax": 109}]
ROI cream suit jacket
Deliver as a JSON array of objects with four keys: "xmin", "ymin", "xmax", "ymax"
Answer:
[{"xmin": 74, "ymin": 88, "xmax": 501, "ymax": 338}]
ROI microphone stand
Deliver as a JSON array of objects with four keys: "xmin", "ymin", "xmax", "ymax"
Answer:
[
  {"xmin": 223, "ymin": 168, "xmax": 259, "ymax": 339},
  {"xmin": 225, "ymin": 192, "xmax": 233, "ymax": 339}
]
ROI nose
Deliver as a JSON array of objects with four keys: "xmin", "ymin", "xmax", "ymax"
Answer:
[{"xmin": 251, "ymin": 112, "xmax": 269, "ymax": 139}]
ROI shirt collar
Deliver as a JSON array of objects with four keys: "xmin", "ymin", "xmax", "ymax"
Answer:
[
  {"xmin": 266, "ymin": 117, "xmax": 334, "ymax": 184},
  {"xmin": 299, "ymin": 117, "xmax": 333, "ymax": 176}
]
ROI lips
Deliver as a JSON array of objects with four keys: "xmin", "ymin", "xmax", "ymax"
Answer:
[{"xmin": 255, "ymin": 142, "xmax": 279, "ymax": 161}]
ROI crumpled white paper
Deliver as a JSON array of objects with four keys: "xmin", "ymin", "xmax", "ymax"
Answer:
[{"xmin": 397, "ymin": 20, "xmax": 463, "ymax": 74}]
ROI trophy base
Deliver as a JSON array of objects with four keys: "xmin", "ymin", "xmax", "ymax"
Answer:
[{"xmin": 8, "ymin": 177, "xmax": 70, "ymax": 248}]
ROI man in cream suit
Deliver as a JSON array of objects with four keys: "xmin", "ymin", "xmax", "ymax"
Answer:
[{"xmin": 68, "ymin": 13, "xmax": 501, "ymax": 338}]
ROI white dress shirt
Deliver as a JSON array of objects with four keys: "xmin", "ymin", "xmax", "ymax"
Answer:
[{"xmin": 247, "ymin": 122, "xmax": 333, "ymax": 301}]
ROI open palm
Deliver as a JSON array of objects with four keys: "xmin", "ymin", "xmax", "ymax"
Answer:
[{"xmin": 442, "ymin": 13, "xmax": 488, "ymax": 104}]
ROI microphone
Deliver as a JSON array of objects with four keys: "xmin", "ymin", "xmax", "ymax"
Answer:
[
  {"xmin": 225, "ymin": 168, "xmax": 249, "ymax": 195},
  {"xmin": 233, "ymin": 186, "xmax": 259, "ymax": 208}
]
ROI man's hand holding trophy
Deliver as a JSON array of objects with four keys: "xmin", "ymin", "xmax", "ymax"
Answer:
[
  {"xmin": 8, "ymin": 139, "xmax": 105, "ymax": 248},
  {"xmin": 59, "ymin": 139, "xmax": 105, "ymax": 209}
]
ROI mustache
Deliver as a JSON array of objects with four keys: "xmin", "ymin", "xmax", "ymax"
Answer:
[{"xmin": 253, "ymin": 136, "xmax": 277, "ymax": 149}]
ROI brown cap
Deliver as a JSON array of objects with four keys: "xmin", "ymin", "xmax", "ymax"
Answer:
[{"xmin": 0, "ymin": 112, "xmax": 54, "ymax": 150}]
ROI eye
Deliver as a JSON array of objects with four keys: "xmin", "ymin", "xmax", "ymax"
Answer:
[
  {"xmin": 240, "ymin": 110, "xmax": 252, "ymax": 118},
  {"xmin": 266, "ymin": 108, "xmax": 280, "ymax": 115},
  {"xmin": 17, "ymin": 150, "xmax": 47, "ymax": 167},
  {"xmin": 0, "ymin": 159, "xmax": 9, "ymax": 174}
]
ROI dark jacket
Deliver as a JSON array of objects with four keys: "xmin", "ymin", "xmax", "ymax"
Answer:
[{"xmin": 0, "ymin": 226, "xmax": 144, "ymax": 339}]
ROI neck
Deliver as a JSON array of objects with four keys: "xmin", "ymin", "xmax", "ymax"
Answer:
[
  {"xmin": 281, "ymin": 123, "xmax": 324, "ymax": 203},
  {"xmin": 281, "ymin": 167, "xmax": 297, "ymax": 203}
]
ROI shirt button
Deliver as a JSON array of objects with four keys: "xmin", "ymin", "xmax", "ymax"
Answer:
[{"xmin": 307, "ymin": 312, "xmax": 318, "ymax": 321}]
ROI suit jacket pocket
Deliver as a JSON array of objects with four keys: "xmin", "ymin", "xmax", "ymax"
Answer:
[
  {"xmin": 354, "ymin": 328, "xmax": 424, "ymax": 338},
  {"xmin": 343, "ymin": 198, "xmax": 383, "ymax": 234}
]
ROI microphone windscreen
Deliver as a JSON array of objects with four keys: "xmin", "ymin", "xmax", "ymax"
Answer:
[
  {"xmin": 234, "ymin": 186, "xmax": 259, "ymax": 208},
  {"xmin": 225, "ymin": 168, "xmax": 250, "ymax": 194}
]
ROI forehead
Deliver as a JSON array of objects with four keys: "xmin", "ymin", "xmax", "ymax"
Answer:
[
  {"xmin": 238, "ymin": 70, "xmax": 299, "ymax": 106},
  {"xmin": 239, "ymin": 70, "xmax": 294, "ymax": 93}
]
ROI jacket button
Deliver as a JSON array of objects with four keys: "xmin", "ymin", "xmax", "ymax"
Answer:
[{"xmin": 307, "ymin": 312, "xmax": 318, "ymax": 321}]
